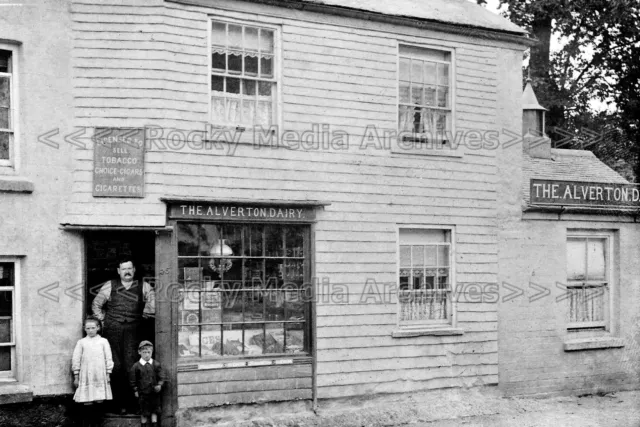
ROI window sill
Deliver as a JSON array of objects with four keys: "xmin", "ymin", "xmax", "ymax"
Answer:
[
  {"xmin": 563, "ymin": 337, "xmax": 625, "ymax": 352},
  {"xmin": 392, "ymin": 327, "xmax": 464, "ymax": 338},
  {"xmin": 390, "ymin": 144, "xmax": 463, "ymax": 158},
  {"xmin": 0, "ymin": 175, "xmax": 34, "ymax": 193},
  {"xmin": 177, "ymin": 355, "xmax": 312, "ymax": 372},
  {"xmin": 0, "ymin": 382, "xmax": 33, "ymax": 405}
]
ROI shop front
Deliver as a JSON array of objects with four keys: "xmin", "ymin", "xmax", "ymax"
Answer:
[{"xmin": 157, "ymin": 200, "xmax": 321, "ymax": 415}]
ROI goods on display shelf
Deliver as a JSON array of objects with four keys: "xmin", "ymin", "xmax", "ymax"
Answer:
[{"xmin": 178, "ymin": 327, "xmax": 304, "ymax": 358}]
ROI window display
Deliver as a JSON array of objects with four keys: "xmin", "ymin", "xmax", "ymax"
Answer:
[{"xmin": 177, "ymin": 222, "xmax": 310, "ymax": 359}]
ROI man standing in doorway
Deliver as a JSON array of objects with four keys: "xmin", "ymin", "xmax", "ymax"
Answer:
[{"xmin": 92, "ymin": 258, "xmax": 155, "ymax": 413}]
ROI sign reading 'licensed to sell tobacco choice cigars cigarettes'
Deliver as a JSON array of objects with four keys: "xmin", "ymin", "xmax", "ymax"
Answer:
[
  {"xmin": 530, "ymin": 179, "xmax": 640, "ymax": 208},
  {"xmin": 93, "ymin": 128, "xmax": 145, "ymax": 198}
]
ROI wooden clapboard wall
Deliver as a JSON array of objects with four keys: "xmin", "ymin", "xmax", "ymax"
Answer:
[{"xmin": 69, "ymin": 0, "xmax": 523, "ymax": 405}]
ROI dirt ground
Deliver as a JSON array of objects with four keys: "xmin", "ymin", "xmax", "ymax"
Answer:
[
  {"xmin": 183, "ymin": 388, "xmax": 640, "ymax": 427},
  {"xmin": 406, "ymin": 391, "xmax": 640, "ymax": 427}
]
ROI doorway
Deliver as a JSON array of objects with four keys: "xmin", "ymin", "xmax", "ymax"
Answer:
[{"xmin": 84, "ymin": 230, "xmax": 156, "ymax": 342}]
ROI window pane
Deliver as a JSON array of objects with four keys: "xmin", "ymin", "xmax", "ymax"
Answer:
[
  {"xmin": 226, "ymin": 77, "xmax": 240, "ymax": 94},
  {"xmin": 0, "ymin": 318, "xmax": 11, "ymax": 343},
  {"xmin": 568, "ymin": 286, "xmax": 605, "ymax": 323},
  {"xmin": 258, "ymin": 81, "xmax": 272, "ymax": 97},
  {"xmin": 398, "ymin": 106, "xmax": 412, "ymax": 132},
  {"xmin": 263, "ymin": 323, "xmax": 284, "ymax": 354},
  {"xmin": 242, "ymin": 99, "xmax": 255, "ymax": 123},
  {"xmin": 228, "ymin": 24, "xmax": 242, "ymax": 48},
  {"xmin": 587, "ymin": 239, "xmax": 606, "ymax": 280},
  {"xmin": 424, "ymin": 62, "xmax": 437, "ymax": 84},
  {"xmin": 436, "ymin": 113, "xmax": 448, "ymax": 132},
  {"xmin": 221, "ymin": 225, "xmax": 242, "ymax": 256},
  {"xmin": 425, "ymin": 245, "xmax": 437, "ymax": 266},
  {"xmin": 228, "ymin": 53, "xmax": 242, "ymax": 74},
  {"xmin": 178, "ymin": 223, "xmax": 199, "ymax": 256},
  {"xmin": 424, "ymin": 85, "xmax": 436, "ymax": 106},
  {"xmin": 285, "ymin": 226, "xmax": 304, "ymax": 258},
  {"xmin": 246, "ymin": 324, "xmax": 266, "ymax": 355},
  {"xmin": 283, "ymin": 259, "xmax": 304, "ymax": 283},
  {"xmin": 567, "ymin": 239, "xmax": 586, "ymax": 280},
  {"xmin": 399, "ymin": 82, "xmax": 410, "ymax": 103},
  {"xmin": 411, "ymin": 269, "xmax": 424, "ymax": 289},
  {"xmin": 399, "ymin": 58, "xmax": 410, "ymax": 81},
  {"xmin": 411, "ymin": 85, "xmax": 423, "ymax": 106},
  {"xmin": 438, "ymin": 63, "xmax": 449, "ymax": 85},
  {"xmin": 211, "ymin": 75, "xmax": 224, "ymax": 92},
  {"xmin": 211, "ymin": 52, "xmax": 226, "ymax": 71},
  {"xmin": 0, "ymin": 263, "xmax": 14, "ymax": 287},
  {"xmin": 221, "ymin": 287, "xmax": 244, "ymax": 323},
  {"xmin": 244, "ymin": 54, "xmax": 258, "ymax": 76},
  {"xmin": 411, "ymin": 60, "xmax": 423, "ymax": 83},
  {"xmin": 211, "ymin": 96, "xmax": 225, "ymax": 123},
  {"xmin": 0, "ymin": 346, "xmax": 11, "ymax": 371},
  {"xmin": 0, "ymin": 76, "xmax": 10, "ymax": 129},
  {"xmin": 242, "ymin": 79, "xmax": 256, "ymax": 96},
  {"xmin": 178, "ymin": 261, "xmax": 199, "ymax": 287},
  {"xmin": 412, "ymin": 246, "xmax": 425, "ymax": 266},
  {"xmin": 0, "ymin": 132, "xmax": 8, "ymax": 159},
  {"xmin": 285, "ymin": 323, "xmax": 305, "ymax": 354},
  {"xmin": 243, "ymin": 225, "xmax": 263, "ymax": 257},
  {"xmin": 400, "ymin": 246, "xmax": 411, "ymax": 267},
  {"xmin": 265, "ymin": 287, "xmax": 285, "ymax": 322},
  {"xmin": 244, "ymin": 26, "xmax": 259, "ymax": 50},
  {"xmin": 437, "ymin": 86, "xmax": 449, "ymax": 108},
  {"xmin": 211, "ymin": 21, "xmax": 227, "ymax": 47},
  {"xmin": 260, "ymin": 56, "xmax": 273, "ymax": 78},
  {"xmin": 438, "ymin": 246, "xmax": 450, "ymax": 266},
  {"xmin": 257, "ymin": 101, "xmax": 272, "ymax": 126},
  {"xmin": 260, "ymin": 29, "xmax": 274, "ymax": 53},
  {"xmin": 265, "ymin": 225, "xmax": 284, "ymax": 257}
]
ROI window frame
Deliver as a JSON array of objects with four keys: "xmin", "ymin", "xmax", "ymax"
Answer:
[
  {"xmin": 0, "ymin": 44, "xmax": 19, "ymax": 169},
  {"xmin": 0, "ymin": 258, "xmax": 20, "ymax": 381},
  {"xmin": 175, "ymin": 221, "xmax": 312, "ymax": 362},
  {"xmin": 565, "ymin": 231, "xmax": 614, "ymax": 332},
  {"xmin": 396, "ymin": 42, "xmax": 456, "ymax": 150},
  {"xmin": 396, "ymin": 225, "xmax": 456, "ymax": 330},
  {"xmin": 207, "ymin": 16, "xmax": 281, "ymax": 133}
]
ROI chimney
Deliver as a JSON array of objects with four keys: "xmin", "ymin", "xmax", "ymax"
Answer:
[{"xmin": 522, "ymin": 79, "xmax": 552, "ymax": 159}]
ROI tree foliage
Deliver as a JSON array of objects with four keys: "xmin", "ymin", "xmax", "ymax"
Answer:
[{"xmin": 478, "ymin": 0, "xmax": 640, "ymax": 181}]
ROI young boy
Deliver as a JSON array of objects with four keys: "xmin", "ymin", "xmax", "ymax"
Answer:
[{"xmin": 129, "ymin": 341, "xmax": 165, "ymax": 427}]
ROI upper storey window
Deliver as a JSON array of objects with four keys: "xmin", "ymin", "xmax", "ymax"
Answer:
[
  {"xmin": 210, "ymin": 20, "xmax": 277, "ymax": 128},
  {"xmin": 398, "ymin": 45, "xmax": 451, "ymax": 144}
]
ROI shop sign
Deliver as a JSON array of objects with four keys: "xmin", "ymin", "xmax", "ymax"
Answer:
[
  {"xmin": 93, "ymin": 128, "xmax": 145, "ymax": 198},
  {"xmin": 531, "ymin": 179, "xmax": 640, "ymax": 208},
  {"xmin": 169, "ymin": 203, "xmax": 316, "ymax": 222}
]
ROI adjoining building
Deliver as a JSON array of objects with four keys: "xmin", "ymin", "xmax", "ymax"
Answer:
[{"xmin": 498, "ymin": 82, "xmax": 640, "ymax": 396}]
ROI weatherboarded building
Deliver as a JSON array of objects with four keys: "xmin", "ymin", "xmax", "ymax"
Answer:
[{"xmin": 14, "ymin": 0, "xmax": 633, "ymax": 425}]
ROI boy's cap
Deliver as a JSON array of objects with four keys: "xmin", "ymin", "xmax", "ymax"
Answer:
[{"xmin": 138, "ymin": 340, "xmax": 153, "ymax": 350}]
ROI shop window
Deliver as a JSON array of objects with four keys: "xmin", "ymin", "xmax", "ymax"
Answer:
[
  {"xmin": 398, "ymin": 228, "xmax": 453, "ymax": 327},
  {"xmin": 177, "ymin": 223, "xmax": 310, "ymax": 359},
  {"xmin": 0, "ymin": 262, "xmax": 16, "ymax": 378},
  {"xmin": 398, "ymin": 45, "xmax": 452, "ymax": 146},
  {"xmin": 566, "ymin": 233, "xmax": 611, "ymax": 330},
  {"xmin": 210, "ymin": 19, "xmax": 277, "ymax": 128},
  {"xmin": 0, "ymin": 47, "xmax": 16, "ymax": 165}
]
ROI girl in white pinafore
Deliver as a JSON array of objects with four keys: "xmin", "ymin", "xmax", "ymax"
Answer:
[{"xmin": 72, "ymin": 317, "xmax": 113, "ymax": 426}]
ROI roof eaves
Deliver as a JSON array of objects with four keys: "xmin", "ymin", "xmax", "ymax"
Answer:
[{"xmin": 168, "ymin": 0, "xmax": 536, "ymax": 46}]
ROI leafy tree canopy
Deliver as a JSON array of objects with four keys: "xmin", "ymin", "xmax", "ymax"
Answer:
[{"xmin": 477, "ymin": 0, "xmax": 640, "ymax": 181}]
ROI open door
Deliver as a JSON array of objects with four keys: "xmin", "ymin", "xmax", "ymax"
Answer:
[{"xmin": 84, "ymin": 230, "xmax": 156, "ymax": 421}]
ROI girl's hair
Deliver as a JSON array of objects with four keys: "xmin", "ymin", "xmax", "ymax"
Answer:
[{"xmin": 84, "ymin": 316, "xmax": 102, "ymax": 330}]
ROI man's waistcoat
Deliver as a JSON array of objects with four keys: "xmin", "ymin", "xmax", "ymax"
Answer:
[{"xmin": 105, "ymin": 279, "xmax": 144, "ymax": 323}]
